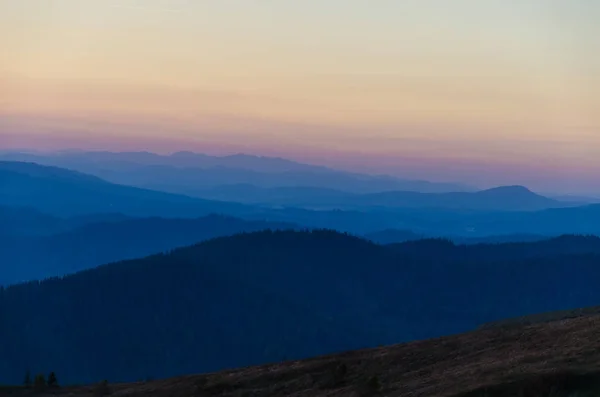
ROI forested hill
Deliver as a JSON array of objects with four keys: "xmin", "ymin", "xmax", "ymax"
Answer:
[
  {"xmin": 2, "ymin": 230, "xmax": 600, "ymax": 384},
  {"xmin": 388, "ymin": 234, "xmax": 600, "ymax": 260},
  {"xmin": 0, "ymin": 214, "xmax": 297, "ymax": 285}
]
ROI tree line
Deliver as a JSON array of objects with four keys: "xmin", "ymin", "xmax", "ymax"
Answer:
[{"xmin": 2, "ymin": 230, "xmax": 600, "ymax": 385}]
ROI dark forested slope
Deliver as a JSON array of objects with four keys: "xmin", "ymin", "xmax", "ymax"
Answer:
[
  {"xmin": 2, "ymin": 231, "xmax": 600, "ymax": 385},
  {"xmin": 364, "ymin": 229, "xmax": 552, "ymax": 245}
]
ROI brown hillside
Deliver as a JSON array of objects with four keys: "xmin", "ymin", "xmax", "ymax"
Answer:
[
  {"xmin": 478, "ymin": 305, "xmax": 600, "ymax": 330},
  {"xmin": 7, "ymin": 314, "xmax": 600, "ymax": 397}
]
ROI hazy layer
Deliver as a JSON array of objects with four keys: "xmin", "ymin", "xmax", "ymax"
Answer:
[{"xmin": 1, "ymin": 0, "xmax": 599, "ymax": 192}]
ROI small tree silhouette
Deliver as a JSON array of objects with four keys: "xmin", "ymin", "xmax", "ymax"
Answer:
[
  {"xmin": 333, "ymin": 362, "xmax": 348, "ymax": 385},
  {"xmin": 33, "ymin": 374, "xmax": 46, "ymax": 392},
  {"xmin": 23, "ymin": 370, "xmax": 32, "ymax": 388},
  {"xmin": 94, "ymin": 380, "xmax": 111, "ymax": 397},
  {"xmin": 47, "ymin": 372, "xmax": 59, "ymax": 388},
  {"xmin": 357, "ymin": 375, "xmax": 382, "ymax": 396},
  {"xmin": 367, "ymin": 375, "xmax": 381, "ymax": 392}
]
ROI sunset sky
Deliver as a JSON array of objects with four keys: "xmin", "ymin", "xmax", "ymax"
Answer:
[{"xmin": 1, "ymin": 0, "xmax": 599, "ymax": 193}]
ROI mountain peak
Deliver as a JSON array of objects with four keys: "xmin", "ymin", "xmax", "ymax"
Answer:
[
  {"xmin": 0, "ymin": 161, "xmax": 107, "ymax": 184},
  {"xmin": 482, "ymin": 185, "xmax": 533, "ymax": 194},
  {"xmin": 476, "ymin": 185, "xmax": 546, "ymax": 199}
]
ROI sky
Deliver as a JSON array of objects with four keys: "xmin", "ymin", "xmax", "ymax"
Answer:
[{"xmin": 1, "ymin": 0, "xmax": 599, "ymax": 194}]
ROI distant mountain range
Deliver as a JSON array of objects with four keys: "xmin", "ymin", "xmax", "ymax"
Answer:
[
  {"xmin": 3, "ymin": 161, "xmax": 600, "ymax": 236},
  {"xmin": 173, "ymin": 184, "xmax": 569, "ymax": 212},
  {"xmin": 549, "ymin": 194, "xmax": 600, "ymax": 204},
  {"xmin": 0, "ymin": 161, "xmax": 249, "ymax": 218},
  {"xmin": 248, "ymin": 203, "xmax": 600, "ymax": 236},
  {"xmin": 3, "ymin": 230, "xmax": 600, "ymax": 384},
  {"xmin": 0, "ymin": 150, "xmax": 473, "ymax": 194}
]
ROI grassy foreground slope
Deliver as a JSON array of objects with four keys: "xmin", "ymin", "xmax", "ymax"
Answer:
[{"xmin": 5, "ymin": 312, "xmax": 600, "ymax": 396}]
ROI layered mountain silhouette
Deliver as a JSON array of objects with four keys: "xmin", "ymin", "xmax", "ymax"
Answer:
[
  {"xmin": 4, "ymin": 203, "xmax": 587, "ymax": 286},
  {"xmin": 0, "ymin": 150, "xmax": 334, "ymax": 174},
  {"xmin": 0, "ymin": 214, "xmax": 296, "ymax": 285},
  {"xmin": 0, "ymin": 152, "xmax": 570, "ymax": 211},
  {"xmin": 0, "ymin": 205, "xmax": 133, "ymax": 236},
  {"xmin": 550, "ymin": 194, "xmax": 600, "ymax": 204},
  {"xmin": 0, "ymin": 161, "xmax": 248, "ymax": 217},
  {"xmin": 3, "ymin": 161, "xmax": 600, "ymax": 236},
  {"xmin": 0, "ymin": 151, "xmax": 473, "ymax": 194},
  {"xmin": 351, "ymin": 185, "xmax": 562, "ymax": 211},
  {"xmin": 173, "ymin": 184, "xmax": 567, "ymax": 211},
  {"xmin": 0, "ymin": 205, "xmax": 69, "ymax": 236},
  {"xmin": 3, "ymin": 230, "xmax": 600, "ymax": 384}
]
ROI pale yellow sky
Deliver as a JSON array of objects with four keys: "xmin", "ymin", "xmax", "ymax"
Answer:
[{"xmin": 1, "ymin": 0, "xmax": 599, "ymax": 191}]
